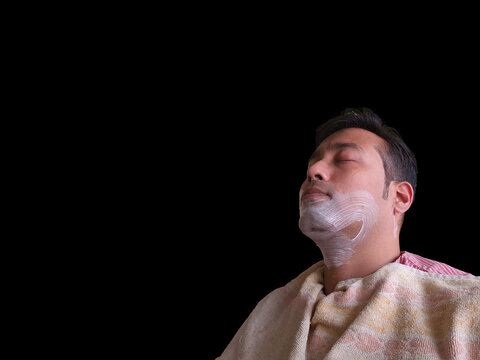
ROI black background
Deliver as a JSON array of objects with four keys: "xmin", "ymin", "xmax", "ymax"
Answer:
[{"xmin": 20, "ymin": 8, "xmax": 480, "ymax": 359}]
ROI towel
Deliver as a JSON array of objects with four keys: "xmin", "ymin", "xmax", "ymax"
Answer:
[{"xmin": 219, "ymin": 262, "xmax": 480, "ymax": 359}]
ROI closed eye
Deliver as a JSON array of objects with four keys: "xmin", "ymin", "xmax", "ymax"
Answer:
[{"xmin": 335, "ymin": 159, "xmax": 358, "ymax": 166}]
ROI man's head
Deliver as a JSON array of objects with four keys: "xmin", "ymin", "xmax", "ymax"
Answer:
[
  {"xmin": 314, "ymin": 108, "xmax": 417, "ymax": 200},
  {"xmin": 298, "ymin": 108, "xmax": 417, "ymax": 267}
]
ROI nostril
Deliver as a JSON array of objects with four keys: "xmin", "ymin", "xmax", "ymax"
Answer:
[{"xmin": 308, "ymin": 174, "xmax": 323, "ymax": 182}]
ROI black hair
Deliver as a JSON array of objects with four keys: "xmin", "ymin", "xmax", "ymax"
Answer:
[{"xmin": 315, "ymin": 107, "xmax": 418, "ymax": 200}]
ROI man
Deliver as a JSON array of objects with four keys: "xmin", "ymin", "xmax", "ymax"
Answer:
[{"xmin": 219, "ymin": 108, "xmax": 479, "ymax": 359}]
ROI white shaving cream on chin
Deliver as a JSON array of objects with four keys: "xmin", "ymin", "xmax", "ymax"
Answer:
[{"xmin": 298, "ymin": 190, "xmax": 379, "ymax": 267}]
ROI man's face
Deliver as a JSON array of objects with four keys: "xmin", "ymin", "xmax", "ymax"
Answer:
[
  {"xmin": 298, "ymin": 127, "xmax": 398, "ymax": 267},
  {"xmin": 300, "ymin": 127, "xmax": 388, "ymax": 206}
]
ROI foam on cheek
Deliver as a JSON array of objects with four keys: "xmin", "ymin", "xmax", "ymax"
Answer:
[{"xmin": 298, "ymin": 191, "xmax": 379, "ymax": 267}]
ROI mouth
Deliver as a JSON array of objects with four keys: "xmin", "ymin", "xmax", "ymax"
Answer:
[{"xmin": 301, "ymin": 188, "xmax": 330, "ymax": 203}]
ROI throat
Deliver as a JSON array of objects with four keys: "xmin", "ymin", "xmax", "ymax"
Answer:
[{"xmin": 322, "ymin": 248, "xmax": 401, "ymax": 295}]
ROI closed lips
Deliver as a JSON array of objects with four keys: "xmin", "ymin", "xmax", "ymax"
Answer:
[{"xmin": 302, "ymin": 187, "xmax": 330, "ymax": 200}]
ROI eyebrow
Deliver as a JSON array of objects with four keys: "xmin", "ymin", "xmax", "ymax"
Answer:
[{"xmin": 309, "ymin": 142, "xmax": 364, "ymax": 163}]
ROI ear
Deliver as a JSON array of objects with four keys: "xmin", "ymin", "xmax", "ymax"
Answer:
[{"xmin": 392, "ymin": 181, "xmax": 414, "ymax": 215}]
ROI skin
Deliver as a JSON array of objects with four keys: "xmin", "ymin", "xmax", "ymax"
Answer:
[{"xmin": 300, "ymin": 128, "xmax": 414, "ymax": 295}]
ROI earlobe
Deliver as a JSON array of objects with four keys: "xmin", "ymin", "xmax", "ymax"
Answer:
[{"xmin": 393, "ymin": 181, "xmax": 414, "ymax": 215}]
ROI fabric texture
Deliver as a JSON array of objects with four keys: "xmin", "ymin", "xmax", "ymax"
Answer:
[
  {"xmin": 394, "ymin": 251, "xmax": 473, "ymax": 276},
  {"xmin": 219, "ymin": 261, "xmax": 480, "ymax": 359}
]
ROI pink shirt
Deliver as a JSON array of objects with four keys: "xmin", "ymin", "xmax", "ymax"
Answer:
[{"xmin": 393, "ymin": 251, "xmax": 473, "ymax": 276}]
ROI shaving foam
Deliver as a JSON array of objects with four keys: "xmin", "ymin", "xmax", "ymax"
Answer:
[
  {"xmin": 393, "ymin": 213, "xmax": 398, "ymax": 239},
  {"xmin": 298, "ymin": 190, "xmax": 378, "ymax": 267}
]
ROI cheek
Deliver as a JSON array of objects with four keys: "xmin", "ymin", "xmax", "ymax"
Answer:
[
  {"xmin": 300, "ymin": 178, "xmax": 308, "ymax": 188},
  {"xmin": 332, "ymin": 171, "xmax": 376, "ymax": 194},
  {"xmin": 350, "ymin": 168, "xmax": 386, "ymax": 196}
]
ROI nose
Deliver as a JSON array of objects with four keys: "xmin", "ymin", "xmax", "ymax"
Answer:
[{"xmin": 306, "ymin": 161, "xmax": 329, "ymax": 183}]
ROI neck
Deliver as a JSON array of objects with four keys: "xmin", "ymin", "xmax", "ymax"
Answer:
[{"xmin": 322, "ymin": 241, "xmax": 400, "ymax": 295}]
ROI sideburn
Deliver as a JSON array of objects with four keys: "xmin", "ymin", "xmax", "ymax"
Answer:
[{"xmin": 375, "ymin": 145, "xmax": 393, "ymax": 200}]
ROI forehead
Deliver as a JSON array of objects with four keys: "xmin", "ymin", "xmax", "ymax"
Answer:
[{"xmin": 312, "ymin": 127, "xmax": 386, "ymax": 159}]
